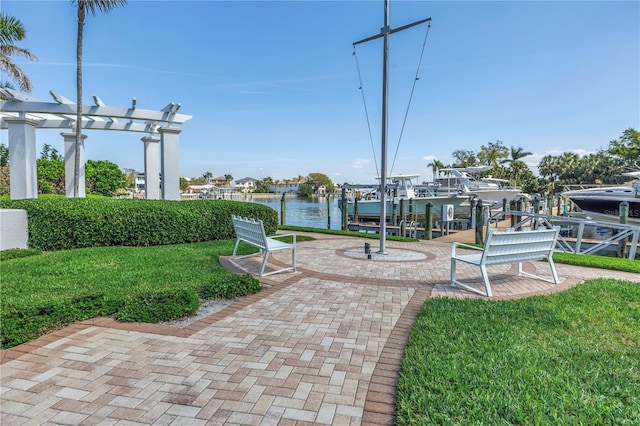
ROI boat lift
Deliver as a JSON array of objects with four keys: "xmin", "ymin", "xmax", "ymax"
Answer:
[{"xmin": 488, "ymin": 210, "xmax": 639, "ymax": 260}]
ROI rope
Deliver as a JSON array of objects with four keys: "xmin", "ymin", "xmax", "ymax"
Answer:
[
  {"xmin": 390, "ymin": 21, "xmax": 431, "ymax": 175},
  {"xmin": 353, "ymin": 46, "xmax": 380, "ymax": 180}
]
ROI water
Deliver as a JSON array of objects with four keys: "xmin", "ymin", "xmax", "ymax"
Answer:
[{"xmin": 251, "ymin": 196, "xmax": 343, "ymax": 230}]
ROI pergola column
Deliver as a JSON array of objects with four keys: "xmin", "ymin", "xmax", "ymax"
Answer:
[
  {"xmin": 158, "ymin": 126, "xmax": 181, "ymax": 200},
  {"xmin": 141, "ymin": 135, "xmax": 161, "ymax": 200},
  {"xmin": 6, "ymin": 117, "xmax": 38, "ymax": 199},
  {"xmin": 61, "ymin": 132, "xmax": 87, "ymax": 198}
]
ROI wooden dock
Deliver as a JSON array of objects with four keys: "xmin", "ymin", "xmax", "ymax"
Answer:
[{"xmin": 435, "ymin": 219, "xmax": 512, "ymax": 244}]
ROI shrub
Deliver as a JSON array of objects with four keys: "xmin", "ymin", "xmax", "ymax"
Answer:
[
  {"xmin": 117, "ymin": 287, "xmax": 200, "ymax": 323},
  {"xmin": 198, "ymin": 274, "xmax": 262, "ymax": 299},
  {"xmin": 0, "ymin": 248, "xmax": 42, "ymax": 261},
  {"xmin": 0, "ymin": 198, "xmax": 278, "ymax": 251},
  {"xmin": 1, "ymin": 292, "xmax": 120, "ymax": 348}
]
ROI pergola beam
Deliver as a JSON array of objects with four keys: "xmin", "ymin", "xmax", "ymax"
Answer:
[
  {"xmin": 0, "ymin": 101, "xmax": 191, "ymax": 124},
  {"xmin": 0, "ymin": 116, "xmax": 156, "ymax": 132},
  {"xmin": 1, "ymin": 88, "xmax": 191, "ymax": 201}
]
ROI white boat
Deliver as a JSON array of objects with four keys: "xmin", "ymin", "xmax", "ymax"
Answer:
[
  {"xmin": 425, "ymin": 166, "xmax": 524, "ymax": 206},
  {"xmin": 562, "ymin": 176, "xmax": 640, "ymax": 224},
  {"xmin": 339, "ymin": 174, "xmax": 468, "ymax": 221}
]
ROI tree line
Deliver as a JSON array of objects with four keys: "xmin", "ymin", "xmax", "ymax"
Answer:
[
  {"xmin": 429, "ymin": 128, "xmax": 639, "ymax": 194},
  {"xmin": 0, "ymin": 143, "xmax": 125, "ymax": 197}
]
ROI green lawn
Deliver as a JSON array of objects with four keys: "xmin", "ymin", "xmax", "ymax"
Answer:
[
  {"xmin": 3, "ymin": 231, "xmax": 639, "ymax": 424},
  {"xmin": 0, "ymin": 240, "xmax": 260, "ymax": 348},
  {"xmin": 396, "ymin": 278, "xmax": 640, "ymax": 425}
]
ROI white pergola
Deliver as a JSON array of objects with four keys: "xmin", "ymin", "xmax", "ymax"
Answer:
[{"xmin": 0, "ymin": 88, "xmax": 192, "ymax": 200}]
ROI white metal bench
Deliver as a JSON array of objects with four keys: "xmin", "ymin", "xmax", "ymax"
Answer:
[
  {"xmin": 231, "ymin": 215, "xmax": 296, "ymax": 277},
  {"xmin": 451, "ymin": 226, "xmax": 560, "ymax": 297}
]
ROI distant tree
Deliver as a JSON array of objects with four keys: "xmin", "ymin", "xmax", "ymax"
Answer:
[
  {"xmin": 427, "ymin": 159, "xmax": 445, "ymax": 176},
  {"xmin": 607, "ymin": 128, "xmax": 639, "ymax": 169},
  {"xmin": 71, "ymin": 0, "xmax": 127, "ymax": 197},
  {"xmin": 85, "ymin": 159, "xmax": 126, "ymax": 196},
  {"xmin": 122, "ymin": 168, "xmax": 136, "ymax": 189},
  {"xmin": 201, "ymin": 171, "xmax": 212, "ymax": 183},
  {"xmin": 556, "ymin": 152, "xmax": 580, "ymax": 184},
  {"xmin": 0, "ymin": 143, "xmax": 8, "ymax": 167},
  {"xmin": 538, "ymin": 155, "xmax": 561, "ymax": 193},
  {"xmin": 255, "ymin": 177, "xmax": 274, "ymax": 193},
  {"xmin": 1, "ymin": 143, "xmax": 11, "ymax": 195},
  {"xmin": 451, "ymin": 149, "xmax": 477, "ymax": 168},
  {"xmin": 477, "ymin": 140, "xmax": 508, "ymax": 167},
  {"xmin": 297, "ymin": 183, "xmax": 314, "ymax": 197},
  {"xmin": 307, "ymin": 172, "xmax": 334, "ymax": 193},
  {"xmin": 0, "ymin": 13, "xmax": 38, "ymax": 92},
  {"xmin": 36, "ymin": 144, "xmax": 65, "ymax": 194},
  {"xmin": 501, "ymin": 146, "xmax": 532, "ymax": 186},
  {"xmin": 224, "ymin": 174, "xmax": 233, "ymax": 186},
  {"xmin": 576, "ymin": 153, "xmax": 625, "ymax": 185},
  {"xmin": 179, "ymin": 177, "xmax": 189, "ymax": 191}
]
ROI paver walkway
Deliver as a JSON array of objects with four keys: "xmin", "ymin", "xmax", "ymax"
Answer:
[{"xmin": 2, "ymin": 233, "xmax": 639, "ymax": 425}]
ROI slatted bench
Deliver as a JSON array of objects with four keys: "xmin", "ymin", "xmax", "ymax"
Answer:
[
  {"xmin": 231, "ymin": 215, "xmax": 296, "ymax": 277},
  {"xmin": 451, "ymin": 226, "xmax": 560, "ymax": 297}
]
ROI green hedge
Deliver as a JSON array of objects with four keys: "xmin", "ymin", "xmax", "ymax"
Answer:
[{"xmin": 0, "ymin": 198, "xmax": 278, "ymax": 251}]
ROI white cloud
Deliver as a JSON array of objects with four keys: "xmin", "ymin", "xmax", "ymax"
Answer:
[{"xmin": 350, "ymin": 158, "xmax": 372, "ymax": 169}]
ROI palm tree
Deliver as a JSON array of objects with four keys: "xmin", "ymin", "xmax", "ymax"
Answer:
[
  {"xmin": 501, "ymin": 146, "xmax": 532, "ymax": 186},
  {"xmin": 0, "ymin": 13, "xmax": 37, "ymax": 92},
  {"xmin": 556, "ymin": 152, "xmax": 580, "ymax": 185},
  {"xmin": 538, "ymin": 155, "xmax": 560, "ymax": 193},
  {"xmin": 72, "ymin": 0, "xmax": 127, "ymax": 197},
  {"xmin": 427, "ymin": 159, "xmax": 445, "ymax": 179},
  {"xmin": 201, "ymin": 171, "xmax": 213, "ymax": 184}
]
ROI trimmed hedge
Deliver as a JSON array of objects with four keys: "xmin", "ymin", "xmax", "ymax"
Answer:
[{"xmin": 0, "ymin": 198, "xmax": 278, "ymax": 251}]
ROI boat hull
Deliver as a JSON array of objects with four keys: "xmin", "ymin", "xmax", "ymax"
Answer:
[
  {"xmin": 567, "ymin": 196, "xmax": 640, "ymax": 224},
  {"xmin": 340, "ymin": 195, "xmax": 468, "ymax": 221},
  {"xmin": 432, "ymin": 188, "xmax": 523, "ymax": 205}
]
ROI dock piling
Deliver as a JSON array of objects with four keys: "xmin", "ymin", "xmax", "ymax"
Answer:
[{"xmin": 424, "ymin": 202, "xmax": 433, "ymax": 240}]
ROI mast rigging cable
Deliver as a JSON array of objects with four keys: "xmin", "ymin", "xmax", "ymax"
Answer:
[{"xmin": 353, "ymin": 20, "xmax": 432, "ymax": 178}]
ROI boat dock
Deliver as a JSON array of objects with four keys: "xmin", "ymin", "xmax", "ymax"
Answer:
[{"xmin": 348, "ymin": 212, "xmax": 640, "ymax": 259}]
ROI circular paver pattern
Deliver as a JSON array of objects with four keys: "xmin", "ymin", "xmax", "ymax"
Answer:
[{"xmin": 341, "ymin": 246, "xmax": 429, "ymax": 261}]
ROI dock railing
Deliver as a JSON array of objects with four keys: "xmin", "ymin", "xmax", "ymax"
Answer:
[{"xmin": 489, "ymin": 210, "xmax": 639, "ymax": 260}]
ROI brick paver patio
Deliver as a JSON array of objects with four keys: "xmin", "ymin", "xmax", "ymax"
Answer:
[{"xmin": 2, "ymin": 233, "xmax": 638, "ymax": 425}]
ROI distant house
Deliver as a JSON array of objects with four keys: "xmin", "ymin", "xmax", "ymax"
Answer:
[
  {"xmin": 211, "ymin": 175, "xmax": 230, "ymax": 186},
  {"xmin": 234, "ymin": 177, "xmax": 258, "ymax": 193},
  {"xmin": 270, "ymin": 178, "xmax": 308, "ymax": 193}
]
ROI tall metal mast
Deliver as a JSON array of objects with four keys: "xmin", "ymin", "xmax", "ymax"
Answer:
[{"xmin": 353, "ymin": 1, "xmax": 431, "ymax": 254}]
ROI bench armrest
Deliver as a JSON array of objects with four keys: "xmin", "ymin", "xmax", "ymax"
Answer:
[
  {"xmin": 451, "ymin": 241, "xmax": 482, "ymax": 258},
  {"xmin": 268, "ymin": 233, "xmax": 296, "ymax": 243}
]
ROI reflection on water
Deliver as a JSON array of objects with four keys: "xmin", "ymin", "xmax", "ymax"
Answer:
[{"xmin": 251, "ymin": 196, "xmax": 343, "ymax": 230}]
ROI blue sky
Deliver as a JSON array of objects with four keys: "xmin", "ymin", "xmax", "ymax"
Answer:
[{"xmin": 2, "ymin": 0, "xmax": 638, "ymax": 184}]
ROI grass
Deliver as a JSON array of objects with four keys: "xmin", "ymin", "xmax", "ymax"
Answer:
[
  {"xmin": 3, "ymin": 227, "xmax": 639, "ymax": 424},
  {"xmin": 0, "ymin": 235, "xmax": 316, "ymax": 349},
  {"xmin": 0, "ymin": 240, "xmax": 258, "ymax": 348},
  {"xmin": 396, "ymin": 278, "xmax": 640, "ymax": 425},
  {"xmin": 553, "ymin": 251, "xmax": 640, "ymax": 273}
]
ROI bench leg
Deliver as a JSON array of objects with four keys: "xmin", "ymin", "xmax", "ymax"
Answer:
[
  {"xmin": 548, "ymin": 258, "xmax": 559, "ymax": 284},
  {"xmin": 292, "ymin": 247, "xmax": 296, "ymax": 272},
  {"xmin": 259, "ymin": 250, "xmax": 270, "ymax": 277},
  {"xmin": 480, "ymin": 265, "xmax": 493, "ymax": 298},
  {"xmin": 450, "ymin": 257, "xmax": 457, "ymax": 286},
  {"xmin": 232, "ymin": 238, "xmax": 241, "ymax": 259}
]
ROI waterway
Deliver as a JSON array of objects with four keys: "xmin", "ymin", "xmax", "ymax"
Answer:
[{"xmin": 251, "ymin": 196, "xmax": 343, "ymax": 230}]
